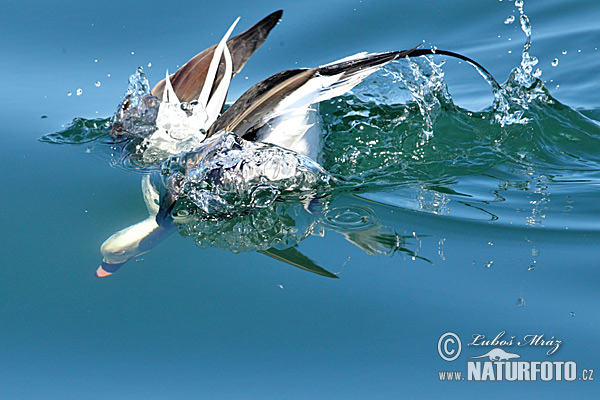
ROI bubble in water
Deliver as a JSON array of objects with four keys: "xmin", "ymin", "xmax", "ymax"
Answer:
[
  {"xmin": 76, "ymin": 88, "xmax": 83, "ymax": 96},
  {"xmin": 516, "ymin": 298, "xmax": 526, "ymax": 307},
  {"xmin": 551, "ymin": 58, "xmax": 559, "ymax": 67},
  {"xmin": 95, "ymin": 81, "xmax": 101, "ymax": 87},
  {"xmin": 324, "ymin": 206, "xmax": 376, "ymax": 230},
  {"xmin": 562, "ymin": 50, "xmax": 567, "ymax": 55},
  {"xmin": 67, "ymin": 92, "xmax": 72, "ymax": 96},
  {"xmin": 504, "ymin": 15, "xmax": 515, "ymax": 24}
]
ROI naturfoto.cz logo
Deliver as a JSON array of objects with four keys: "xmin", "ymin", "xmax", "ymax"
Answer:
[{"xmin": 437, "ymin": 331, "xmax": 594, "ymax": 382}]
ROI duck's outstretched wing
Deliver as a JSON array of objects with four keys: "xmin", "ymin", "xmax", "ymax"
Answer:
[
  {"xmin": 151, "ymin": 10, "xmax": 283, "ymax": 104},
  {"xmin": 206, "ymin": 46, "xmax": 498, "ymax": 141},
  {"xmin": 205, "ymin": 48, "xmax": 427, "ymax": 141}
]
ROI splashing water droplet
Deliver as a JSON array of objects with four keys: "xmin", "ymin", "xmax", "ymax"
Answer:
[
  {"xmin": 562, "ymin": 50, "xmax": 567, "ymax": 55},
  {"xmin": 76, "ymin": 88, "xmax": 83, "ymax": 96},
  {"xmin": 67, "ymin": 92, "xmax": 72, "ymax": 96},
  {"xmin": 131, "ymin": 51, "xmax": 135, "ymax": 55},
  {"xmin": 147, "ymin": 62, "xmax": 152, "ymax": 68},
  {"xmin": 95, "ymin": 81, "xmax": 101, "ymax": 87},
  {"xmin": 551, "ymin": 58, "xmax": 559, "ymax": 67},
  {"xmin": 516, "ymin": 298, "xmax": 526, "ymax": 307},
  {"xmin": 504, "ymin": 15, "xmax": 515, "ymax": 24}
]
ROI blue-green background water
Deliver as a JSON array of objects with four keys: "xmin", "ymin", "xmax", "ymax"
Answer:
[{"xmin": 2, "ymin": 0, "xmax": 600, "ymax": 398}]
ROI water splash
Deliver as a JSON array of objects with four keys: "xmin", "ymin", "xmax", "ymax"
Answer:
[
  {"xmin": 162, "ymin": 132, "xmax": 333, "ymax": 219},
  {"xmin": 352, "ymin": 56, "xmax": 451, "ymax": 138},
  {"xmin": 492, "ymin": 0, "xmax": 549, "ymax": 126},
  {"xmin": 111, "ymin": 67, "xmax": 160, "ymax": 138},
  {"xmin": 40, "ymin": 117, "xmax": 112, "ymax": 144}
]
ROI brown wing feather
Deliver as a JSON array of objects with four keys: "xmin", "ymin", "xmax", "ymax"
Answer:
[{"xmin": 151, "ymin": 10, "xmax": 283, "ymax": 103}]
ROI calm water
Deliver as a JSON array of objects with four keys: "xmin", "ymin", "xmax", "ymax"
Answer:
[{"xmin": 2, "ymin": 0, "xmax": 599, "ymax": 398}]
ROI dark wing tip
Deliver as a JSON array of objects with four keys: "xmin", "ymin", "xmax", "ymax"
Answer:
[{"xmin": 267, "ymin": 10, "xmax": 283, "ymax": 22}]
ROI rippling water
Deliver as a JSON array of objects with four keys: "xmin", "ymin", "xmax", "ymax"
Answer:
[{"xmin": 3, "ymin": 0, "xmax": 600, "ymax": 398}]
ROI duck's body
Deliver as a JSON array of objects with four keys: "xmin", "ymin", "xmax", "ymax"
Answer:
[{"xmin": 99, "ymin": 10, "xmax": 498, "ymax": 277}]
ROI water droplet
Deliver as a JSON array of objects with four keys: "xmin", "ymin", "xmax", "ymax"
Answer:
[
  {"xmin": 532, "ymin": 248, "xmax": 539, "ymax": 256},
  {"xmin": 551, "ymin": 58, "xmax": 559, "ymax": 67},
  {"xmin": 515, "ymin": 0, "xmax": 524, "ymax": 8},
  {"xmin": 484, "ymin": 261, "xmax": 494, "ymax": 268},
  {"xmin": 94, "ymin": 59, "xmax": 98, "ymax": 63},
  {"xmin": 508, "ymin": 50, "xmax": 512, "ymax": 54},
  {"xmin": 578, "ymin": 49, "xmax": 581, "ymax": 53},
  {"xmin": 516, "ymin": 298, "xmax": 526, "ymax": 307},
  {"xmin": 147, "ymin": 62, "xmax": 152, "ymax": 68},
  {"xmin": 504, "ymin": 15, "xmax": 515, "ymax": 24},
  {"xmin": 570, "ymin": 311, "xmax": 575, "ymax": 317},
  {"xmin": 562, "ymin": 50, "xmax": 567, "ymax": 55},
  {"xmin": 533, "ymin": 68, "xmax": 542, "ymax": 77},
  {"xmin": 95, "ymin": 81, "xmax": 101, "ymax": 87},
  {"xmin": 67, "ymin": 92, "xmax": 72, "ymax": 96},
  {"xmin": 107, "ymin": 73, "xmax": 111, "ymax": 77},
  {"xmin": 278, "ymin": 284, "xmax": 284, "ymax": 289},
  {"xmin": 528, "ymin": 263, "xmax": 536, "ymax": 271},
  {"xmin": 131, "ymin": 51, "xmax": 135, "ymax": 55},
  {"xmin": 76, "ymin": 88, "xmax": 83, "ymax": 96}
]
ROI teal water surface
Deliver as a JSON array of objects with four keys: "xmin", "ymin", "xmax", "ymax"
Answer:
[{"xmin": 2, "ymin": 0, "xmax": 600, "ymax": 398}]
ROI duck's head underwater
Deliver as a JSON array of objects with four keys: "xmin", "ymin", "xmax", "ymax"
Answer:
[{"xmin": 98, "ymin": 10, "xmax": 498, "ymax": 278}]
